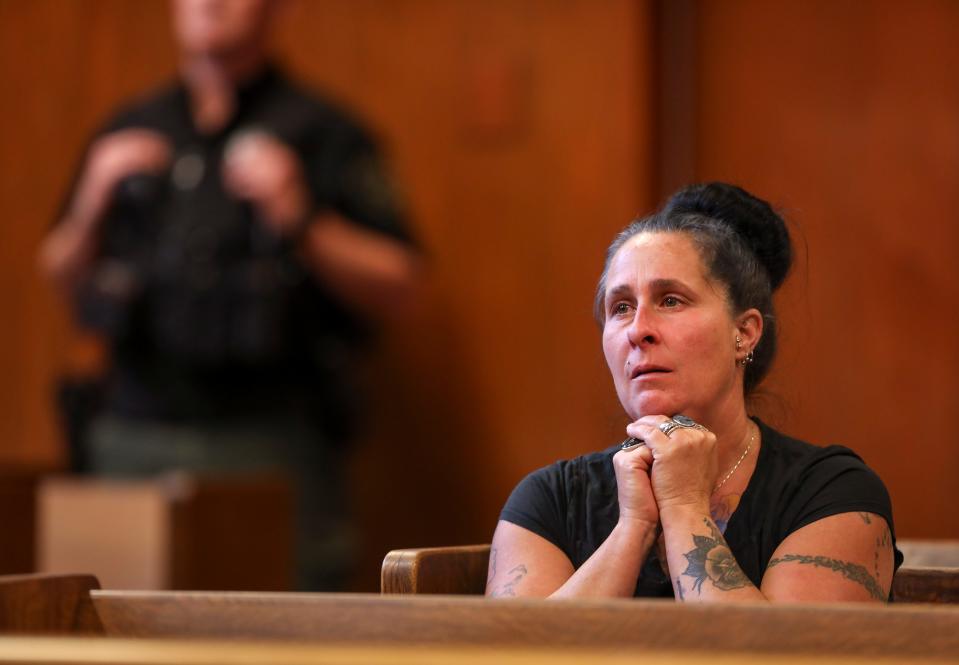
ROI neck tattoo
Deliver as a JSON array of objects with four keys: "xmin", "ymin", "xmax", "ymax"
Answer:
[{"xmin": 713, "ymin": 427, "xmax": 756, "ymax": 493}]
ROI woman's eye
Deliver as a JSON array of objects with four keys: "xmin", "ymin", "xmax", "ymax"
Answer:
[{"xmin": 662, "ymin": 296, "xmax": 681, "ymax": 308}]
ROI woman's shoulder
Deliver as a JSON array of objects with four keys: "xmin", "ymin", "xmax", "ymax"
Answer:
[
  {"xmin": 504, "ymin": 443, "xmax": 621, "ymax": 515},
  {"xmin": 758, "ymin": 420, "xmax": 876, "ymax": 476},
  {"xmin": 739, "ymin": 420, "xmax": 902, "ymax": 579},
  {"xmin": 499, "ymin": 444, "xmax": 621, "ymax": 564},
  {"xmin": 518, "ymin": 444, "xmax": 620, "ymax": 492},
  {"xmin": 755, "ymin": 419, "xmax": 892, "ymax": 515}
]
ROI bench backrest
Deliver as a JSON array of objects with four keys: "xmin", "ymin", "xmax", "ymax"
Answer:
[
  {"xmin": 7, "ymin": 571, "xmax": 959, "ymax": 659},
  {"xmin": 86, "ymin": 589, "xmax": 959, "ymax": 658},
  {"xmin": 0, "ymin": 573, "xmax": 102, "ymax": 634},
  {"xmin": 899, "ymin": 539, "xmax": 959, "ymax": 568},
  {"xmin": 381, "ymin": 544, "xmax": 959, "ymax": 603}
]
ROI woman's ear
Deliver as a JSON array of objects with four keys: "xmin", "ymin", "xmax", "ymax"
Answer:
[{"xmin": 736, "ymin": 308, "xmax": 763, "ymax": 362}]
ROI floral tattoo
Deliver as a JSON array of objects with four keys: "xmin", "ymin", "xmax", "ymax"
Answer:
[{"xmin": 681, "ymin": 518, "xmax": 749, "ymax": 594}]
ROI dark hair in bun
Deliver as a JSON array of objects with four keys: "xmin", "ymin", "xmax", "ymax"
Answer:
[
  {"xmin": 594, "ymin": 182, "xmax": 793, "ymax": 395},
  {"xmin": 663, "ymin": 182, "xmax": 792, "ymax": 291}
]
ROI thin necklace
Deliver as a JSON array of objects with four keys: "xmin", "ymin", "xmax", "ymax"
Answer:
[{"xmin": 713, "ymin": 428, "xmax": 756, "ymax": 492}]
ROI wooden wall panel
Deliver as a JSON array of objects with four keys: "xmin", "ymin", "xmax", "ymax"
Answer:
[
  {"xmin": 694, "ymin": 0, "xmax": 959, "ymax": 538},
  {"xmin": 0, "ymin": 1, "xmax": 177, "ymax": 471},
  {"xmin": 277, "ymin": 0, "xmax": 654, "ymax": 585},
  {"xmin": 0, "ymin": 0, "xmax": 653, "ymax": 588},
  {"xmin": 5, "ymin": 0, "xmax": 957, "ymax": 589}
]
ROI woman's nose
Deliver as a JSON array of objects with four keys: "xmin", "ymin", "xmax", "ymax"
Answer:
[{"xmin": 626, "ymin": 306, "xmax": 658, "ymax": 347}]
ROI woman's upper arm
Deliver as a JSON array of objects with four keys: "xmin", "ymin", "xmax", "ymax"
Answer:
[
  {"xmin": 760, "ymin": 511, "xmax": 895, "ymax": 602},
  {"xmin": 486, "ymin": 520, "xmax": 575, "ymax": 597}
]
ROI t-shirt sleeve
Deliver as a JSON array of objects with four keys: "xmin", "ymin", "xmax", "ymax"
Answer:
[
  {"xmin": 787, "ymin": 448, "xmax": 896, "ymax": 537},
  {"xmin": 499, "ymin": 464, "xmax": 570, "ymax": 557},
  {"xmin": 302, "ymin": 118, "xmax": 414, "ymax": 245},
  {"xmin": 335, "ymin": 135, "xmax": 412, "ymax": 242}
]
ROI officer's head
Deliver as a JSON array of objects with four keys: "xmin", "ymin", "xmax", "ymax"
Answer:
[{"xmin": 172, "ymin": 0, "xmax": 280, "ymax": 59}]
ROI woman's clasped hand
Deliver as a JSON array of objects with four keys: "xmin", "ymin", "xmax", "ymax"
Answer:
[{"xmin": 621, "ymin": 415, "xmax": 719, "ymax": 517}]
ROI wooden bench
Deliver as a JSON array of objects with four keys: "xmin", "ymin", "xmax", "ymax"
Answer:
[
  {"xmin": 381, "ymin": 543, "xmax": 959, "ymax": 603},
  {"xmin": 0, "ymin": 573, "xmax": 101, "ymax": 634},
  {"xmin": 3, "ymin": 574, "xmax": 959, "ymax": 658},
  {"xmin": 0, "ymin": 636, "xmax": 944, "ymax": 665},
  {"xmin": 899, "ymin": 539, "xmax": 959, "ymax": 568},
  {"xmin": 84, "ymin": 589, "xmax": 959, "ymax": 657},
  {"xmin": 381, "ymin": 543, "xmax": 490, "ymax": 594}
]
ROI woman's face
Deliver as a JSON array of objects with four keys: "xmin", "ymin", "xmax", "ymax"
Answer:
[{"xmin": 601, "ymin": 231, "xmax": 743, "ymax": 422}]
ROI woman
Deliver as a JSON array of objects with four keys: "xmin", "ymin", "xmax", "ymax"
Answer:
[{"xmin": 487, "ymin": 183, "xmax": 902, "ymax": 602}]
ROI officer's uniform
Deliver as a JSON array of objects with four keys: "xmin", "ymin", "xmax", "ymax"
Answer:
[{"xmin": 65, "ymin": 64, "xmax": 413, "ymax": 590}]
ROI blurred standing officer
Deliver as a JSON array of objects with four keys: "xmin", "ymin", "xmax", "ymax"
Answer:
[{"xmin": 40, "ymin": 0, "xmax": 418, "ymax": 590}]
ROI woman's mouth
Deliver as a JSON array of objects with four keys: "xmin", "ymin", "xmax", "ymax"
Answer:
[{"xmin": 631, "ymin": 365, "xmax": 671, "ymax": 380}]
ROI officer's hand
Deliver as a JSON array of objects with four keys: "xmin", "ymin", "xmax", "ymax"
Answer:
[
  {"xmin": 77, "ymin": 129, "xmax": 172, "ymax": 219},
  {"xmin": 222, "ymin": 131, "xmax": 310, "ymax": 237}
]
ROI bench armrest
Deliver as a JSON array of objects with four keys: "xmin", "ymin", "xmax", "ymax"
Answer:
[{"xmin": 381, "ymin": 544, "xmax": 490, "ymax": 594}]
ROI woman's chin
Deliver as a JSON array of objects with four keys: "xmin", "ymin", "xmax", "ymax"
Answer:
[{"xmin": 624, "ymin": 395, "xmax": 684, "ymax": 421}]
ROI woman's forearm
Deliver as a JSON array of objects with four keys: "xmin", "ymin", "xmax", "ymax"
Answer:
[
  {"xmin": 549, "ymin": 517, "xmax": 658, "ymax": 598},
  {"xmin": 660, "ymin": 505, "xmax": 765, "ymax": 602}
]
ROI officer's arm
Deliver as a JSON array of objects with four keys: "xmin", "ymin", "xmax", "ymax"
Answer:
[
  {"xmin": 297, "ymin": 213, "xmax": 419, "ymax": 321},
  {"xmin": 40, "ymin": 129, "xmax": 171, "ymax": 292}
]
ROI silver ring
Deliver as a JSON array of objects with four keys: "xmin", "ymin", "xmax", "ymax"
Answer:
[
  {"xmin": 658, "ymin": 421, "xmax": 681, "ymax": 438},
  {"xmin": 621, "ymin": 437, "xmax": 645, "ymax": 451},
  {"xmin": 671, "ymin": 414, "xmax": 709, "ymax": 432}
]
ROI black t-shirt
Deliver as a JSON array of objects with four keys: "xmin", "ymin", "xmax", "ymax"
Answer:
[
  {"xmin": 65, "ymin": 64, "xmax": 413, "ymax": 432},
  {"xmin": 500, "ymin": 418, "xmax": 903, "ymax": 598}
]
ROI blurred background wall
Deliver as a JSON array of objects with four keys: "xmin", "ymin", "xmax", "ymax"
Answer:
[{"xmin": 0, "ymin": 0, "xmax": 956, "ymax": 589}]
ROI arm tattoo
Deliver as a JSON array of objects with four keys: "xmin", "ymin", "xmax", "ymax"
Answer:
[
  {"xmin": 855, "ymin": 514, "xmax": 894, "ymax": 583},
  {"xmin": 767, "ymin": 554, "xmax": 886, "ymax": 601},
  {"xmin": 489, "ymin": 564, "xmax": 528, "ymax": 597},
  {"xmin": 874, "ymin": 524, "xmax": 892, "ymax": 579},
  {"xmin": 878, "ymin": 526, "xmax": 891, "ymax": 548},
  {"xmin": 674, "ymin": 576, "xmax": 686, "ymax": 601},
  {"xmin": 681, "ymin": 518, "xmax": 750, "ymax": 595},
  {"xmin": 487, "ymin": 547, "xmax": 497, "ymax": 585}
]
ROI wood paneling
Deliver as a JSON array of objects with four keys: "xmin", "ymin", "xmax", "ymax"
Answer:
[
  {"xmin": 8, "ymin": 0, "xmax": 952, "ymax": 592},
  {"xmin": 0, "ymin": 472, "xmax": 38, "ymax": 574},
  {"xmin": 693, "ymin": 0, "xmax": 959, "ymax": 538},
  {"xmin": 281, "ymin": 1, "xmax": 654, "ymax": 585},
  {"xmin": 0, "ymin": 0, "xmax": 177, "ymax": 471},
  {"xmin": 0, "ymin": 0, "xmax": 653, "ymax": 588}
]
